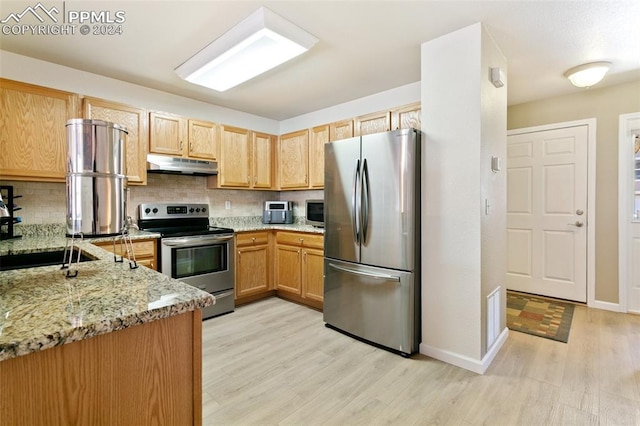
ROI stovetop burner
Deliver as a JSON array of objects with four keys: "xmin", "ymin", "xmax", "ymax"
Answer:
[{"xmin": 137, "ymin": 203, "xmax": 233, "ymax": 237}]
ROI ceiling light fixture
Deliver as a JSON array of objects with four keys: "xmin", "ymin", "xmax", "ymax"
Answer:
[
  {"xmin": 175, "ymin": 7, "xmax": 318, "ymax": 92},
  {"xmin": 563, "ymin": 61, "xmax": 611, "ymax": 88}
]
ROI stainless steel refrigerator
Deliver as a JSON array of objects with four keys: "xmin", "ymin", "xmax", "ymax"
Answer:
[{"xmin": 323, "ymin": 128, "xmax": 421, "ymax": 357}]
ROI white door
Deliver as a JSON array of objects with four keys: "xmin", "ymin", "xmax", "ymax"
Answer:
[
  {"xmin": 620, "ymin": 113, "xmax": 640, "ymax": 313},
  {"xmin": 507, "ymin": 125, "xmax": 588, "ymax": 302}
]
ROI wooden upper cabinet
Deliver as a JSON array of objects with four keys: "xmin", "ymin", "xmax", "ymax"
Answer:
[
  {"xmin": 0, "ymin": 79, "xmax": 79, "ymax": 182},
  {"xmin": 218, "ymin": 125, "xmax": 251, "ymax": 188},
  {"xmin": 252, "ymin": 132, "xmax": 274, "ymax": 189},
  {"xmin": 329, "ymin": 119, "xmax": 354, "ymax": 142},
  {"xmin": 187, "ymin": 119, "xmax": 217, "ymax": 160},
  {"xmin": 149, "ymin": 111, "xmax": 186, "ymax": 156},
  {"xmin": 83, "ymin": 97, "xmax": 148, "ymax": 185},
  {"xmin": 278, "ymin": 129, "xmax": 309, "ymax": 189},
  {"xmin": 309, "ymin": 125, "xmax": 329, "ymax": 188},
  {"xmin": 149, "ymin": 112, "xmax": 217, "ymax": 161},
  {"xmin": 354, "ymin": 111, "xmax": 391, "ymax": 136},
  {"xmin": 209, "ymin": 127, "xmax": 275, "ymax": 190},
  {"xmin": 391, "ymin": 102, "xmax": 421, "ymax": 131}
]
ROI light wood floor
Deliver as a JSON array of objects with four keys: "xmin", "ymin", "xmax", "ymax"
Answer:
[{"xmin": 201, "ymin": 297, "xmax": 640, "ymax": 425}]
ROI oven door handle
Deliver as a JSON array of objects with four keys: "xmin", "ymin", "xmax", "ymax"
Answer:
[{"xmin": 162, "ymin": 234, "xmax": 234, "ymax": 247}]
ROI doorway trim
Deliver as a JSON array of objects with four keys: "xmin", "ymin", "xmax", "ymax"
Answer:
[
  {"xmin": 618, "ymin": 112, "xmax": 640, "ymax": 314},
  {"xmin": 507, "ymin": 118, "xmax": 597, "ymax": 308}
]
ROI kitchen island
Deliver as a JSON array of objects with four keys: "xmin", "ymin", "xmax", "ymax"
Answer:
[{"xmin": 0, "ymin": 233, "xmax": 213, "ymax": 425}]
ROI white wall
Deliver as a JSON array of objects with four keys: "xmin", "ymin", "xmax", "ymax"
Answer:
[
  {"xmin": 0, "ymin": 50, "xmax": 280, "ymax": 134},
  {"xmin": 280, "ymin": 82, "xmax": 420, "ymax": 134},
  {"xmin": 1, "ymin": 50, "xmax": 420, "ymax": 136},
  {"xmin": 479, "ymin": 28, "xmax": 508, "ymax": 355},
  {"xmin": 420, "ymin": 23, "xmax": 507, "ymax": 373}
]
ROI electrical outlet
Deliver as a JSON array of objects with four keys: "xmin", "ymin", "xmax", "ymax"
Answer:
[{"xmin": 225, "ymin": 201, "xmax": 231, "ymax": 210}]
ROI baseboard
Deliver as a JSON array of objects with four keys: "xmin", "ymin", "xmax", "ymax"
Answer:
[
  {"xmin": 481, "ymin": 327, "xmax": 509, "ymax": 373},
  {"xmin": 590, "ymin": 299, "xmax": 623, "ymax": 312},
  {"xmin": 419, "ymin": 327, "xmax": 509, "ymax": 374}
]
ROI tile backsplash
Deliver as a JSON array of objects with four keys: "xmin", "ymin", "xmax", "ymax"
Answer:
[{"xmin": 0, "ymin": 175, "xmax": 323, "ymax": 225}]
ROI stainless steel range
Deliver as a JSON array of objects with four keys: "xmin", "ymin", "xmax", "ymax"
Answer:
[{"xmin": 137, "ymin": 203, "xmax": 234, "ymax": 319}]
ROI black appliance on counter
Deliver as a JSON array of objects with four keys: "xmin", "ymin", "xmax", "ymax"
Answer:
[{"xmin": 137, "ymin": 203, "xmax": 234, "ymax": 319}]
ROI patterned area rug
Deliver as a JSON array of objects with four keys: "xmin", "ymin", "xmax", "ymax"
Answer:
[{"xmin": 506, "ymin": 292, "xmax": 575, "ymax": 343}]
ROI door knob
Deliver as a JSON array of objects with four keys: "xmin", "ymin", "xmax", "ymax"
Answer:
[
  {"xmin": 576, "ymin": 209, "xmax": 584, "ymax": 215},
  {"xmin": 567, "ymin": 221, "xmax": 584, "ymax": 227}
]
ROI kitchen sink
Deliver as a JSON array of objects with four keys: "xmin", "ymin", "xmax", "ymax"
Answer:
[{"xmin": 0, "ymin": 249, "xmax": 96, "ymax": 271}]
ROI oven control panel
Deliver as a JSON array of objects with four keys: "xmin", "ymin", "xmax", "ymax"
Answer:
[{"xmin": 138, "ymin": 203, "xmax": 209, "ymax": 220}]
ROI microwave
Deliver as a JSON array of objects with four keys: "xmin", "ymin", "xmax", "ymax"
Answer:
[{"xmin": 305, "ymin": 199, "xmax": 324, "ymax": 227}]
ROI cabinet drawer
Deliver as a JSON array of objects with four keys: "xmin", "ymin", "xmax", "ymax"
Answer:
[
  {"xmin": 236, "ymin": 231, "xmax": 269, "ymax": 247},
  {"xmin": 276, "ymin": 232, "xmax": 324, "ymax": 249},
  {"xmin": 95, "ymin": 239, "xmax": 157, "ymax": 258}
]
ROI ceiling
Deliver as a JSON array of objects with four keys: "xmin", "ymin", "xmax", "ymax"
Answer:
[{"xmin": 1, "ymin": 1, "xmax": 639, "ymax": 121}]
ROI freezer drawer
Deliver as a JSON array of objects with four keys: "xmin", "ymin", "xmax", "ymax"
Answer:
[{"xmin": 323, "ymin": 258, "xmax": 419, "ymax": 355}]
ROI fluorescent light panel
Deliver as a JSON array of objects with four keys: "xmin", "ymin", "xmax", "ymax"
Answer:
[{"xmin": 176, "ymin": 7, "xmax": 317, "ymax": 92}]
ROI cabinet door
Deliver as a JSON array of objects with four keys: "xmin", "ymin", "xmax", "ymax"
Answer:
[
  {"xmin": 329, "ymin": 119, "xmax": 354, "ymax": 142},
  {"xmin": 302, "ymin": 248, "xmax": 324, "ymax": 303},
  {"xmin": 187, "ymin": 119, "xmax": 217, "ymax": 160},
  {"xmin": 219, "ymin": 125, "xmax": 251, "ymax": 187},
  {"xmin": 149, "ymin": 112, "xmax": 185, "ymax": 156},
  {"xmin": 0, "ymin": 79, "xmax": 78, "ymax": 181},
  {"xmin": 354, "ymin": 111, "xmax": 391, "ymax": 136},
  {"xmin": 275, "ymin": 245, "xmax": 302, "ymax": 295},
  {"xmin": 279, "ymin": 129, "xmax": 309, "ymax": 189},
  {"xmin": 252, "ymin": 132, "xmax": 273, "ymax": 189},
  {"xmin": 391, "ymin": 102, "xmax": 421, "ymax": 131},
  {"xmin": 236, "ymin": 245, "xmax": 270, "ymax": 298},
  {"xmin": 83, "ymin": 97, "xmax": 148, "ymax": 185},
  {"xmin": 309, "ymin": 125, "xmax": 328, "ymax": 188},
  {"xmin": 94, "ymin": 239, "xmax": 157, "ymax": 271}
]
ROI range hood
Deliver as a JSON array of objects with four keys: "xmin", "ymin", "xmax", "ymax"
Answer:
[{"xmin": 147, "ymin": 154, "xmax": 217, "ymax": 176}]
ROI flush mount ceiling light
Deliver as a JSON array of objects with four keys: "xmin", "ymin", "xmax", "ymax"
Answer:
[
  {"xmin": 175, "ymin": 7, "xmax": 318, "ymax": 92},
  {"xmin": 563, "ymin": 61, "xmax": 611, "ymax": 88}
]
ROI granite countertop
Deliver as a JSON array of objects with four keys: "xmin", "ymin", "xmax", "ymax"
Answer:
[
  {"xmin": 211, "ymin": 216, "xmax": 325, "ymax": 234},
  {"xmin": 0, "ymin": 229, "xmax": 214, "ymax": 362}
]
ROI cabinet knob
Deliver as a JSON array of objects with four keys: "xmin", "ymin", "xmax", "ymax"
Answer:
[
  {"xmin": 251, "ymin": 237, "xmax": 256, "ymax": 243},
  {"xmin": 190, "ymin": 142, "xmax": 194, "ymax": 151},
  {"xmin": 180, "ymin": 141, "xmax": 184, "ymax": 150}
]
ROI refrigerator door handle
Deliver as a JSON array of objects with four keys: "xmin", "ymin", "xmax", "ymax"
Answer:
[
  {"xmin": 328, "ymin": 262, "xmax": 401, "ymax": 282},
  {"xmin": 352, "ymin": 158, "xmax": 361, "ymax": 244},
  {"xmin": 361, "ymin": 158, "xmax": 370, "ymax": 244}
]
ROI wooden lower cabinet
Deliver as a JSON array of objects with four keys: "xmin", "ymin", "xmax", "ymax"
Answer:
[
  {"xmin": 302, "ymin": 247, "xmax": 324, "ymax": 303},
  {"xmin": 235, "ymin": 231, "xmax": 274, "ymax": 305},
  {"xmin": 275, "ymin": 232, "xmax": 324, "ymax": 309},
  {"xmin": 275, "ymin": 244, "xmax": 302, "ymax": 294},
  {"xmin": 94, "ymin": 238, "xmax": 158, "ymax": 271},
  {"xmin": 0, "ymin": 310, "xmax": 203, "ymax": 426}
]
